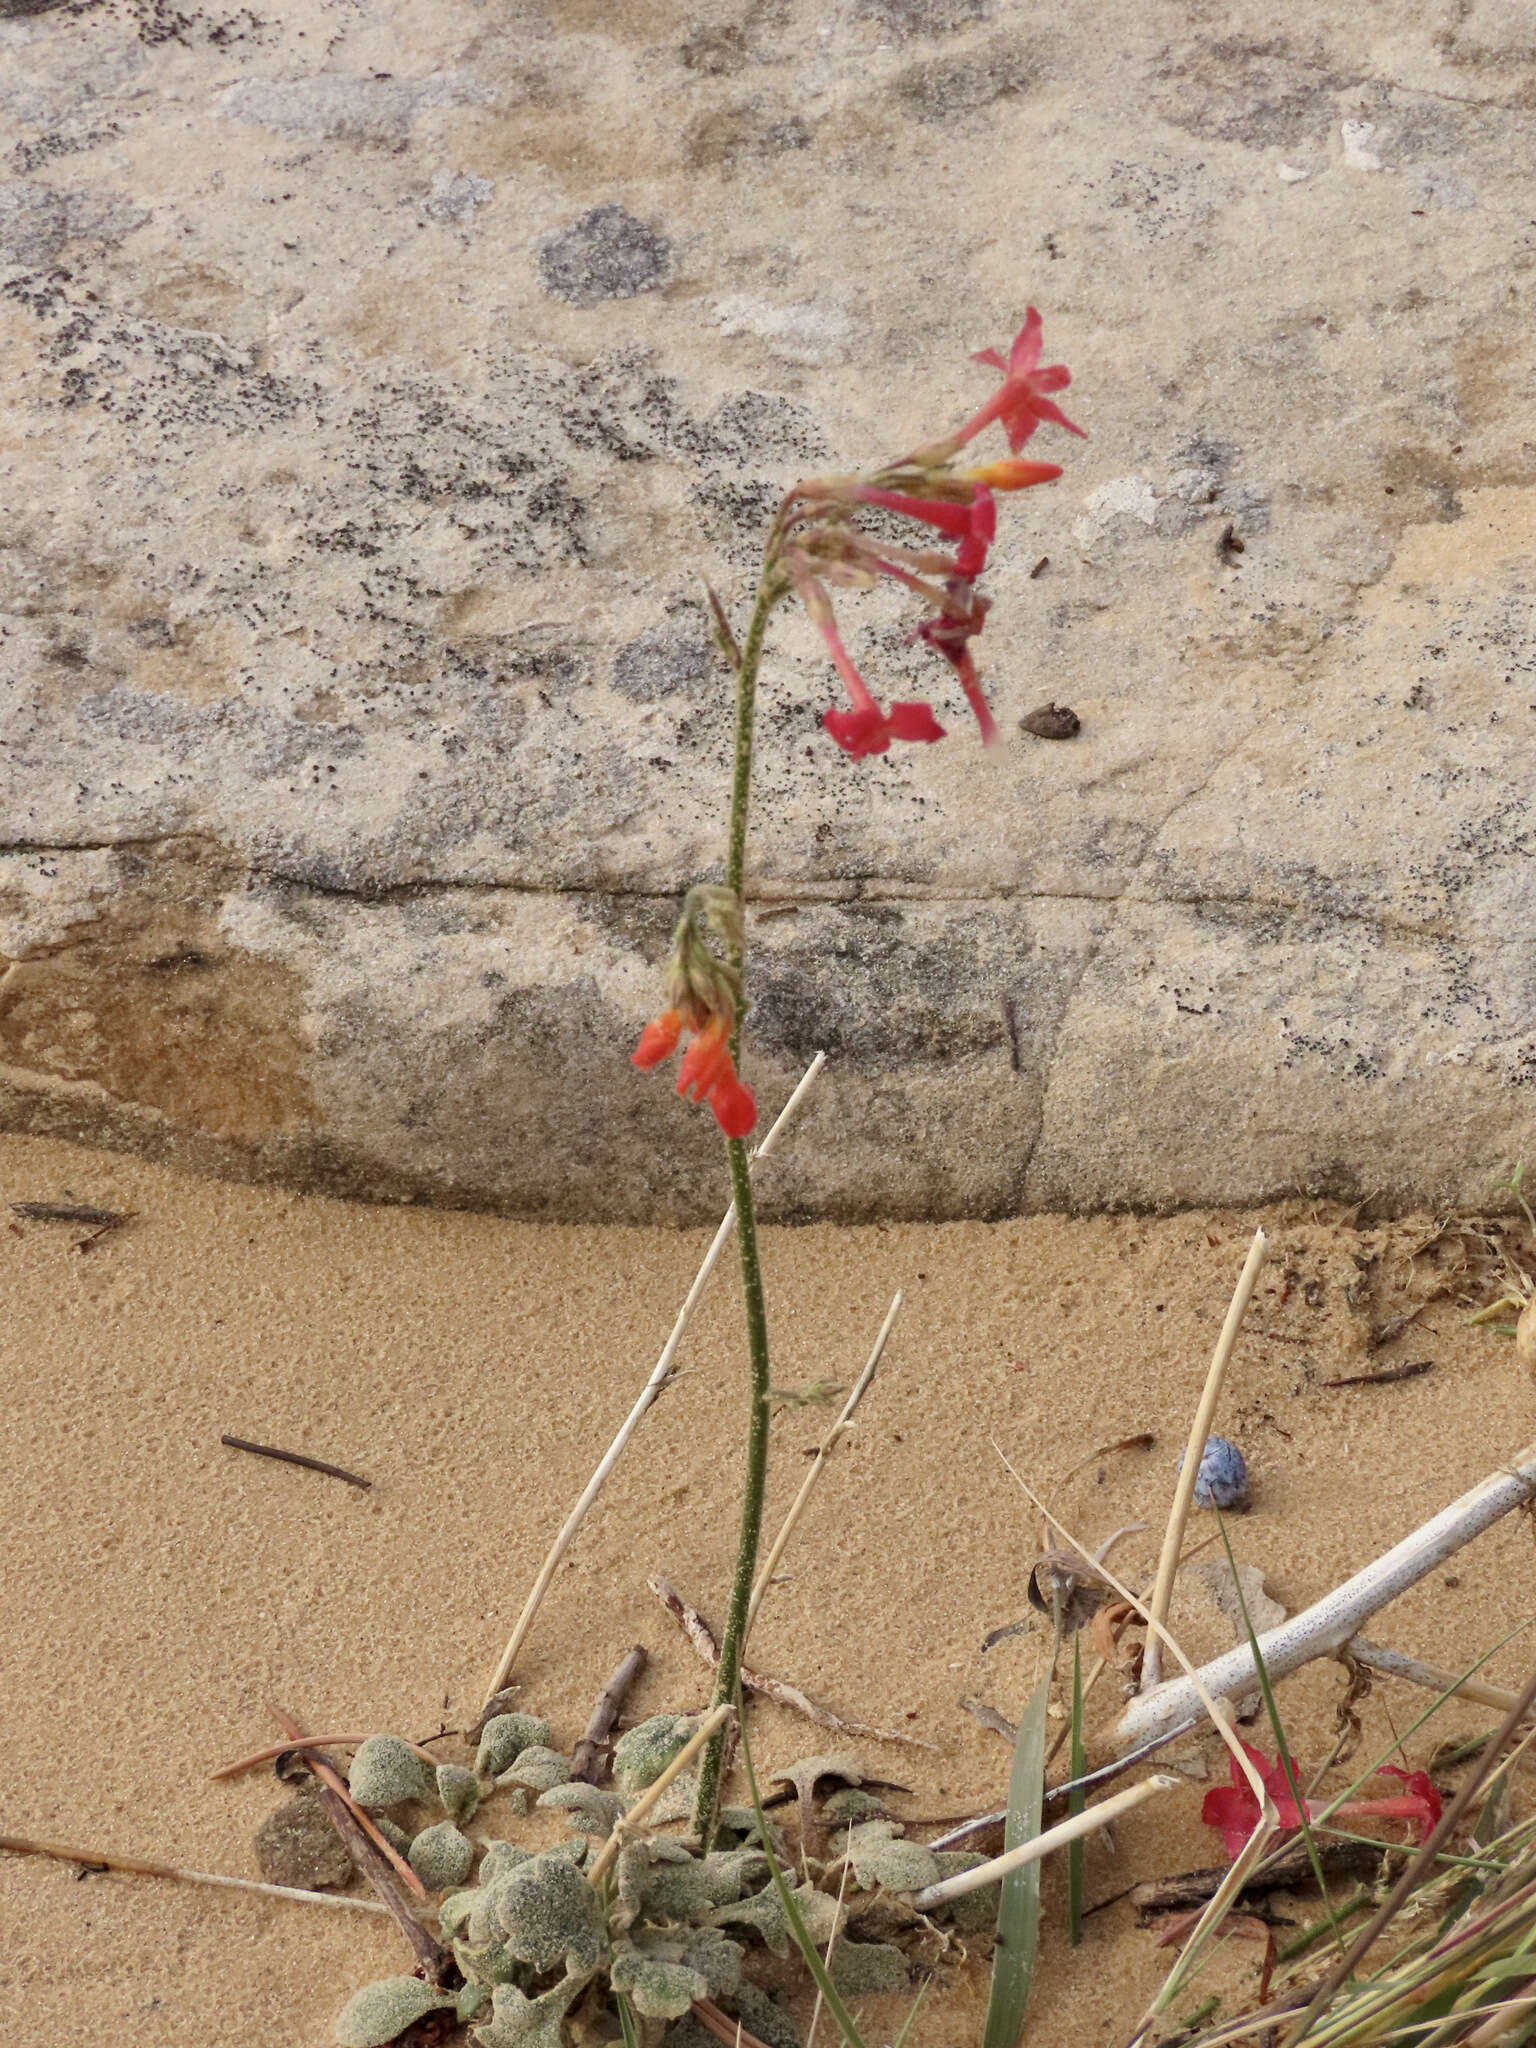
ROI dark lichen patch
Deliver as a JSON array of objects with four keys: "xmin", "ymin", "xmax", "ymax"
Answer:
[
  {"xmin": 684, "ymin": 103, "xmax": 811, "ymax": 171},
  {"xmin": 0, "ymin": 181, "xmax": 147, "ymax": 266},
  {"xmin": 1151, "ymin": 35, "xmax": 1352, "ymax": 151},
  {"xmin": 612, "ymin": 616, "xmax": 712, "ymax": 701},
  {"xmin": 890, "ymin": 41, "xmax": 1039, "ymax": 117},
  {"xmin": 858, "ymin": 0, "xmax": 989, "ymax": 35},
  {"xmin": 537, "ymin": 206, "xmax": 671, "ymax": 305}
]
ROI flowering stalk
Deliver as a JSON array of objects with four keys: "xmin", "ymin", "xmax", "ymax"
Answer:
[
  {"xmin": 629, "ymin": 310, "xmax": 1085, "ymax": 1846},
  {"xmin": 691, "ymin": 572, "xmax": 783, "ymax": 1847}
]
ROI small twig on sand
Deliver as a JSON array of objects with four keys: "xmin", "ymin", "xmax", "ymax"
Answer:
[
  {"xmin": 481, "ymin": 1054, "xmax": 825, "ymax": 1708},
  {"xmin": 1348, "ymin": 1638, "xmax": 1534, "ymax": 1717},
  {"xmin": 1059, "ymin": 1433, "xmax": 1157, "ymax": 1489},
  {"xmin": 1116, "ymin": 1439, "xmax": 1536, "ymax": 1751},
  {"xmin": 650, "ymin": 1576, "xmax": 936, "ymax": 1750},
  {"xmin": 571, "ymin": 1646, "xmax": 648, "ymax": 1785},
  {"xmin": 744, "ymin": 1291, "xmax": 902, "ymax": 1640},
  {"xmin": 1125, "ymin": 1839, "xmax": 1405, "ymax": 1922},
  {"xmin": 0, "ymin": 1832, "xmax": 392, "ymax": 1915},
  {"xmin": 690, "ymin": 1998, "xmax": 779, "ymax": 2048},
  {"xmin": 1320, "ymin": 1360, "xmax": 1434, "ymax": 1390},
  {"xmin": 908, "ymin": 1775, "xmax": 1180, "ymax": 1912},
  {"xmin": 219, "ymin": 1436, "xmax": 372, "ymax": 1490},
  {"xmin": 1141, "ymin": 1227, "xmax": 1267, "ymax": 1690},
  {"xmin": 587, "ymin": 1704, "xmax": 733, "ymax": 1882},
  {"xmin": 10, "ymin": 1200, "xmax": 132, "ymax": 1230},
  {"xmin": 267, "ymin": 1708, "xmax": 452, "ymax": 1983},
  {"xmin": 210, "ymin": 1732, "xmax": 440, "ymax": 1781},
  {"xmin": 960, "ymin": 1696, "xmax": 1019, "ymax": 1743}
]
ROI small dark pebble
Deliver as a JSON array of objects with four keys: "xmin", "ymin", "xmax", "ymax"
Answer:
[
  {"xmin": 255, "ymin": 1788, "xmax": 355, "ymax": 1890},
  {"xmin": 1020, "ymin": 701, "xmax": 1081, "ymax": 740}
]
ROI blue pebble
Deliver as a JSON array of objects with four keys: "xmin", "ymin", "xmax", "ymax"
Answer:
[{"xmin": 1178, "ymin": 1435, "xmax": 1251, "ymax": 1511}]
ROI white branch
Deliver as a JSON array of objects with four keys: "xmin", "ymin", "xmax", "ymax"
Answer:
[{"xmin": 1115, "ymin": 1441, "xmax": 1536, "ymax": 1751}]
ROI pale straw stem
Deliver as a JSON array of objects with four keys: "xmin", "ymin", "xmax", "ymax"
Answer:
[
  {"xmin": 587, "ymin": 1702, "xmax": 734, "ymax": 1884},
  {"xmin": 908, "ymin": 1774, "xmax": 1180, "ymax": 1910},
  {"xmin": 1140, "ymin": 1227, "xmax": 1267, "ymax": 1690},
  {"xmin": 481, "ymin": 1054, "xmax": 825, "ymax": 1706},
  {"xmin": 0, "ymin": 1832, "xmax": 393, "ymax": 1915},
  {"xmin": 744, "ymin": 1290, "xmax": 902, "ymax": 1642}
]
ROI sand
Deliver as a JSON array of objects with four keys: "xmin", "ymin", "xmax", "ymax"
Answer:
[{"xmin": 1, "ymin": 1130, "xmax": 1532, "ymax": 2047}]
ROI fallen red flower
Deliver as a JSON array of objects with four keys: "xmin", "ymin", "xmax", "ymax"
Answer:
[{"xmin": 1202, "ymin": 1743, "xmax": 1443, "ymax": 1862}]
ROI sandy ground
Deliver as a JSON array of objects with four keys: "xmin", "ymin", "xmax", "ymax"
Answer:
[{"xmin": 2, "ymin": 1131, "xmax": 1533, "ymax": 2047}]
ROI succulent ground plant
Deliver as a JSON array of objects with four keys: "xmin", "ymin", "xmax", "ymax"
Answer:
[{"xmin": 335, "ymin": 1714, "xmax": 998, "ymax": 2046}]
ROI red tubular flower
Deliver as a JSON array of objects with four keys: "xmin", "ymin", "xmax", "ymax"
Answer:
[
  {"xmin": 706, "ymin": 1066, "xmax": 758, "ymax": 1139},
  {"xmin": 824, "ymin": 698, "xmax": 946, "ymax": 758},
  {"xmin": 850, "ymin": 483, "xmax": 996, "ymax": 578},
  {"xmin": 1202, "ymin": 1744, "xmax": 1443, "ymax": 1863},
  {"xmin": 676, "ymin": 1013, "xmax": 734, "ymax": 1103},
  {"xmin": 963, "ymin": 458, "xmax": 1065, "ymax": 492},
  {"xmin": 954, "ymin": 307, "xmax": 1085, "ymax": 454},
  {"xmin": 791, "ymin": 564, "xmax": 947, "ymax": 759},
  {"xmin": 914, "ymin": 581, "xmax": 997, "ymax": 745}
]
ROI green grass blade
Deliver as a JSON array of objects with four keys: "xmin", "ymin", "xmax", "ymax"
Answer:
[
  {"xmin": 889, "ymin": 1975, "xmax": 931, "ymax": 2048},
  {"xmin": 737, "ymin": 1712, "xmax": 868, "ymax": 2048},
  {"xmin": 1216, "ymin": 1512, "xmax": 1347, "ymax": 1955},
  {"xmin": 1068, "ymin": 1635, "xmax": 1085, "ymax": 1949},
  {"xmin": 614, "ymin": 1991, "xmax": 642, "ymax": 2048},
  {"xmin": 981, "ymin": 1652, "xmax": 1052, "ymax": 2048},
  {"xmin": 1438, "ymin": 1773, "xmax": 1514, "ymax": 1932}
]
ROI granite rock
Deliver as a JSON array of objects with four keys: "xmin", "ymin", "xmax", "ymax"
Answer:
[{"xmin": 0, "ymin": 0, "xmax": 1533, "ymax": 1220}]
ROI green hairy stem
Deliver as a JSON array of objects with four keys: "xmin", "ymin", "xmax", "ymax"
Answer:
[{"xmin": 691, "ymin": 573, "xmax": 780, "ymax": 1849}]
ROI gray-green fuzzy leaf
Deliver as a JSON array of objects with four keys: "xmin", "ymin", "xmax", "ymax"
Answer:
[
  {"xmin": 334, "ymin": 1976, "xmax": 453, "ymax": 2046},
  {"xmin": 409, "ymin": 1821, "xmax": 474, "ymax": 1891},
  {"xmin": 348, "ymin": 1736, "xmax": 434, "ymax": 1810},
  {"xmin": 712, "ymin": 1880, "xmax": 842, "ymax": 1959},
  {"xmin": 610, "ymin": 1948, "xmax": 709, "ymax": 2020},
  {"xmin": 828, "ymin": 1939, "xmax": 910, "ymax": 1995},
  {"xmin": 843, "ymin": 1821, "xmax": 942, "ymax": 1895},
  {"xmin": 475, "ymin": 1713, "xmax": 555, "ymax": 1781},
  {"xmin": 612, "ymin": 1714, "xmax": 694, "ymax": 1798},
  {"xmin": 485, "ymin": 1849, "xmax": 606, "ymax": 1973},
  {"xmin": 496, "ymin": 1745, "xmax": 571, "ymax": 1794}
]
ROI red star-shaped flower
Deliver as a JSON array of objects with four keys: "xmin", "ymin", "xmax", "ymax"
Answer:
[{"xmin": 956, "ymin": 307, "xmax": 1085, "ymax": 454}]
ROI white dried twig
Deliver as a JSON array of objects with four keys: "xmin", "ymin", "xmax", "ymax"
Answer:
[
  {"xmin": 1116, "ymin": 1440, "xmax": 1536, "ymax": 1751},
  {"xmin": 0, "ymin": 1831, "xmax": 393, "ymax": 1916},
  {"xmin": 482, "ymin": 1053, "xmax": 825, "ymax": 1705},
  {"xmin": 1141, "ymin": 1227, "xmax": 1266, "ymax": 1689},
  {"xmin": 744, "ymin": 1290, "xmax": 902, "ymax": 1640},
  {"xmin": 1349, "ymin": 1637, "xmax": 1533, "ymax": 1716},
  {"xmin": 908, "ymin": 1774, "xmax": 1180, "ymax": 1910},
  {"xmin": 649, "ymin": 1575, "xmax": 935, "ymax": 1749}
]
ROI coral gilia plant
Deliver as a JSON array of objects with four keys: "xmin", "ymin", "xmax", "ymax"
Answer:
[{"xmin": 632, "ymin": 310, "xmax": 1083, "ymax": 1844}]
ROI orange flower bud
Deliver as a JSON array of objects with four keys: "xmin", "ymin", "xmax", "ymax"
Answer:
[{"xmin": 632, "ymin": 1008, "xmax": 684, "ymax": 1071}]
